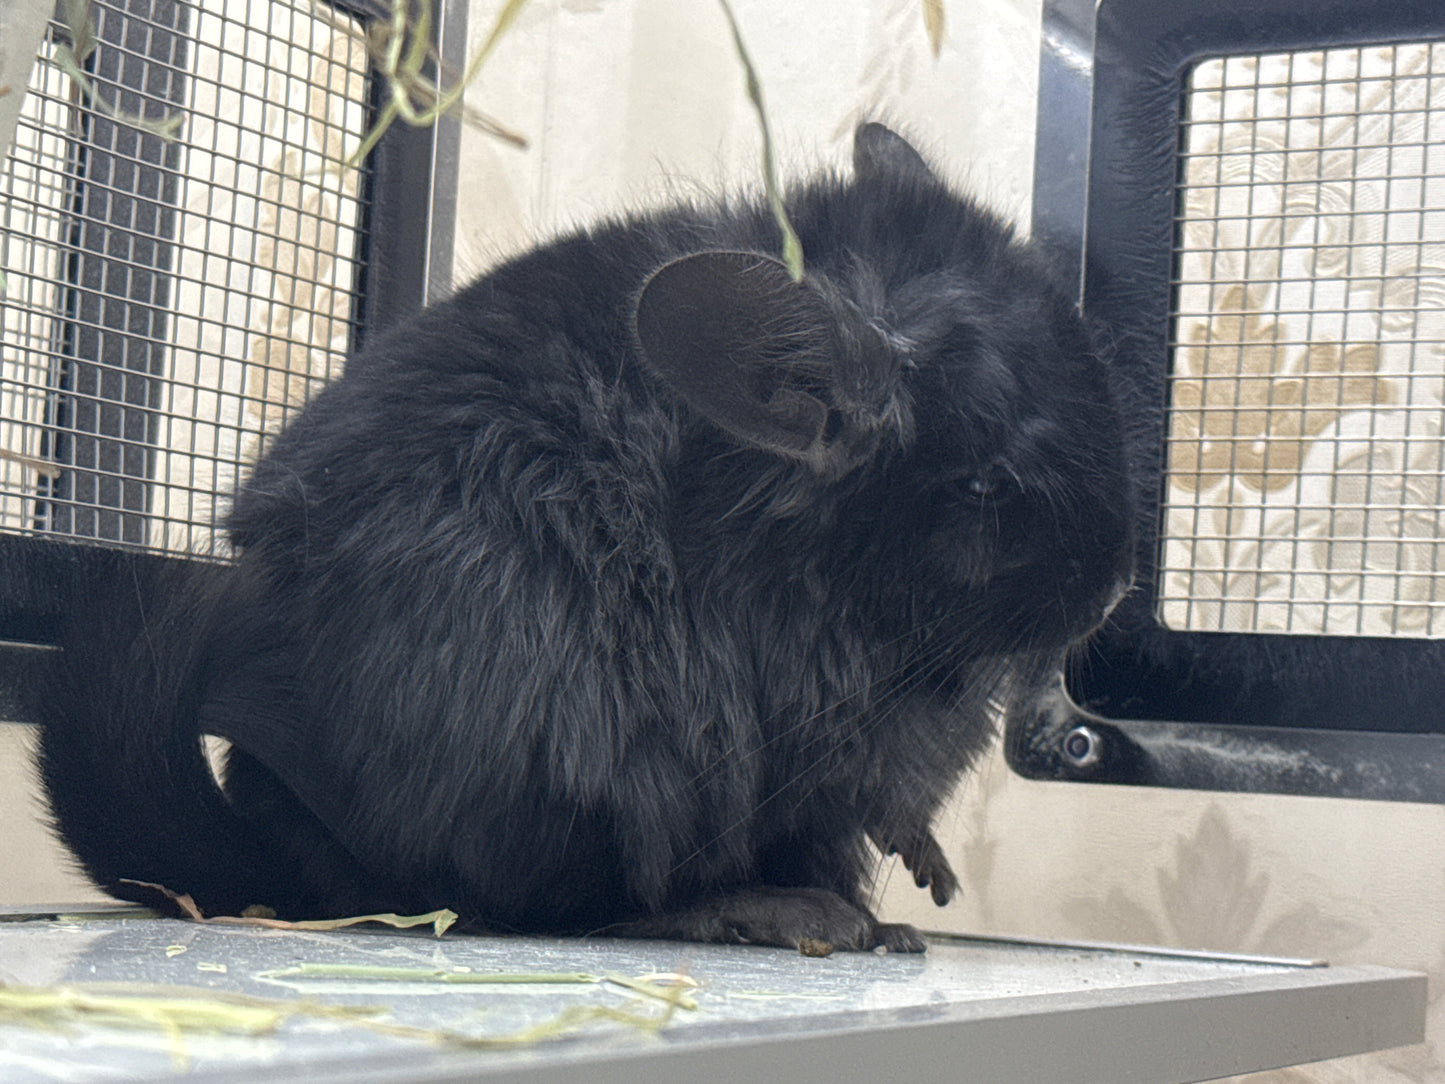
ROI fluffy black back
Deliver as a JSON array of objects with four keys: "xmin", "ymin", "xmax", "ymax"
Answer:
[{"xmin": 36, "ymin": 125, "xmax": 1134, "ymax": 948}]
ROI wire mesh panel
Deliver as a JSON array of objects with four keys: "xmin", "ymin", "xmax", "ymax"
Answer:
[
  {"xmin": 1161, "ymin": 42, "xmax": 1445, "ymax": 637},
  {"xmin": 1016, "ymin": 0, "xmax": 1445, "ymax": 799},
  {"xmin": 0, "ymin": 0, "xmax": 371, "ymax": 559}
]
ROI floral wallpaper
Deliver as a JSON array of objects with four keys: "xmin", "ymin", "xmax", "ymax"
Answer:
[
  {"xmin": 3, "ymin": 1, "xmax": 1442, "ymax": 1079},
  {"xmin": 1162, "ymin": 46, "xmax": 1445, "ymax": 639}
]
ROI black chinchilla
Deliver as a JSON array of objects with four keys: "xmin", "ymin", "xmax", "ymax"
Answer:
[{"xmin": 34, "ymin": 124, "xmax": 1134, "ymax": 953}]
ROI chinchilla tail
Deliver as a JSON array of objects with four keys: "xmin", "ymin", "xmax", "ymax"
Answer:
[{"xmin": 27, "ymin": 548, "xmax": 282, "ymax": 917}]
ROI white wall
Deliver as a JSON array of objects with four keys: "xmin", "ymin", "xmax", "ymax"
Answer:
[
  {"xmin": 0, "ymin": 724, "xmax": 101, "ymax": 904},
  {"xmin": 449, "ymin": 0, "xmax": 1042, "ymax": 281}
]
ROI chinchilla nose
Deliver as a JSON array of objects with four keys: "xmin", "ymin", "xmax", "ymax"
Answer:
[
  {"xmin": 1100, "ymin": 573, "xmax": 1132, "ymax": 621},
  {"xmin": 1064, "ymin": 559, "xmax": 1134, "ymax": 634}
]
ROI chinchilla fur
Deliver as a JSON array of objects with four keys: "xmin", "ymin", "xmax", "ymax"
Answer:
[{"xmin": 34, "ymin": 124, "xmax": 1135, "ymax": 952}]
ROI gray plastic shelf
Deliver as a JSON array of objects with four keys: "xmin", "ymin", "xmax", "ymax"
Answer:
[{"xmin": 0, "ymin": 907, "xmax": 1425, "ymax": 1083}]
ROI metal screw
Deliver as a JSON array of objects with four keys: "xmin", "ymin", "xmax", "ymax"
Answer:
[{"xmin": 1061, "ymin": 725, "xmax": 1103, "ymax": 770}]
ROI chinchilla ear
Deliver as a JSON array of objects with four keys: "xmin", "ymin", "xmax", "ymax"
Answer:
[
  {"xmin": 634, "ymin": 250, "xmax": 895, "ymax": 479},
  {"xmin": 853, "ymin": 122, "xmax": 935, "ymax": 183}
]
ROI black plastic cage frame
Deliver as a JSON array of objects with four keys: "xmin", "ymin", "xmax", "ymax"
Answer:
[
  {"xmin": 1012, "ymin": 0, "xmax": 1445, "ymax": 802},
  {"xmin": 0, "ymin": 0, "xmax": 466, "ymax": 716}
]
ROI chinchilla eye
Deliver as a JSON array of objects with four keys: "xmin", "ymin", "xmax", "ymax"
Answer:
[
  {"xmin": 937, "ymin": 472, "xmax": 992, "ymax": 502},
  {"xmin": 942, "ymin": 460, "xmax": 1018, "ymax": 503}
]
